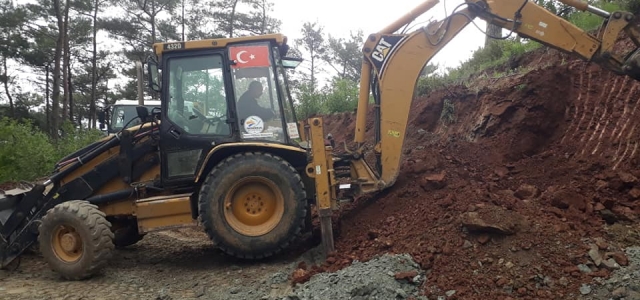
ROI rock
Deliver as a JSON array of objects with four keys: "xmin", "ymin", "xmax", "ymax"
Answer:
[
  {"xmin": 612, "ymin": 287, "xmax": 627, "ymax": 298},
  {"xmin": 596, "ymin": 180, "xmax": 608, "ymax": 191},
  {"xmin": 618, "ymin": 171, "xmax": 638, "ymax": 183},
  {"xmin": 194, "ymin": 287, "xmax": 205, "ymax": 298},
  {"xmin": 445, "ymin": 290, "xmax": 456, "ymax": 297},
  {"xmin": 629, "ymin": 188, "xmax": 640, "ymax": 199},
  {"xmin": 607, "ymin": 252, "xmax": 629, "ymax": 266},
  {"xmin": 600, "ymin": 209, "xmax": 618, "ymax": 223},
  {"xmin": 609, "ymin": 172, "xmax": 638, "ymax": 191},
  {"xmin": 420, "ymin": 171, "xmax": 447, "ymax": 190},
  {"xmin": 270, "ymin": 272, "xmax": 289, "ymax": 284},
  {"xmin": 559, "ymin": 277, "xmax": 569, "ymax": 287},
  {"xmin": 459, "ymin": 205, "xmax": 525, "ymax": 235},
  {"xmin": 612, "ymin": 205, "xmax": 636, "ymax": 222},
  {"xmin": 602, "ymin": 258, "xmax": 620, "ymax": 270},
  {"xmin": 594, "ymin": 202, "xmax": 606, "ymax": 211},
  {"xmin": 577, "ymin": 264, "xmax": 592, "ymax": 273},
  {"xmin": 395, "ymin": 271, "xmax": 418, "ymax": 283},
  {"xmin": 594, "ymin": 237, "xmax": 609, "ymax": 250},
  {"xmin": 514, "ymin": 184, "xmax": 539, "ymax": 200},
  {"xmin": 580, "ymin": 284, "xmax": 592, "ymax": 295},
  {"xmin": 550, "ymin": 189, "xmax": 587, "ymax": 211},
  {"xmin": 589, "ymin": 244, "xmax": 603, "ymax": 266},
  {"xmin": 396, "ymin": 289, "xmax": 408, "ymax": 298},
  {"xmin": 462, "ymin": 240, "xmax": 473, "ymax": 249},
  {"xmin": 494, "ymin": 167, "xmax": 509, "ymax": 178},
  {"xmin": 496, "ymin": 277, "xmax": 509, "ymax": 286},
  {"xmin": 477, "ymin": 235, "xmax": 490, "ymax": 244},
  {"xmin": 291, "ymin": 268, "xmax": 311, "ymax": 285},
  {"xmin": 505, "ymin": 261, "xmax": 515, "ymax": 269}
]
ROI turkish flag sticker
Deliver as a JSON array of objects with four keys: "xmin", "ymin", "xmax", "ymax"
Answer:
[{"xmin": 229, "ymin": 45, "xmax": 271, "ymax": 69}]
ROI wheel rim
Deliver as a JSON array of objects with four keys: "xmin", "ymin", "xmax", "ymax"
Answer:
[
  {"xmin": 51, "ymin": 224, "xmax": 83, "ymax": 263},
  {"xmin": 223, "ymin": 176, "xmax": 285, "ymax": 236}
]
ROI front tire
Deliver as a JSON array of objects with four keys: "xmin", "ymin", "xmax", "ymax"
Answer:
[
  {"xmin": 198, "ymin": 152, "xmax": 307, "ymax": 259},
  {"xmin": 39, "ymin": 200, "xmax": 115, "ymax": 280}
]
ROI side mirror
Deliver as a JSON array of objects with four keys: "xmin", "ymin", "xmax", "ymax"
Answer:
[
  {"xmin": 146, "ymin": 56, "xmax": 161, "ymax": 93},
  {"xmin": 136, "ymin": 106, "xmax": 150, "ymax": 123}
]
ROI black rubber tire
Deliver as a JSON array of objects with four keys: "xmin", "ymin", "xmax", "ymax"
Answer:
[
  {"xmin": 38, "ymin": 200, "xmax": 115, "ymax": 280},
  {"xmin": 198, "ymin": 152, "xmax": 307, "ymax": 259}
]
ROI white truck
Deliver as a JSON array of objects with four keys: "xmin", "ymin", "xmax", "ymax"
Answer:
[{"xmin": 98, "ymin": 99, "xmax": 161, "ymax": 136}]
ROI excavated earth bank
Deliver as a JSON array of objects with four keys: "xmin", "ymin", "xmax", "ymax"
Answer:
[{"xmin": 292, "ymin": 46, "xmax": 640, "ymax": 299}]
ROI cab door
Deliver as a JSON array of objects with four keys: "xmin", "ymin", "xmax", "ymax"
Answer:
[{"xmin": 159, "ymin": 50, "xmax": 235, "ymax": 188}]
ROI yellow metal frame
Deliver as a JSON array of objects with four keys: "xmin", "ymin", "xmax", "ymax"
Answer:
[
  {"xmin": 99, "ymin": 194, "xmax": 195, "ymax": 234},
  {"xmin": 194, "ymin": 142, "xmax": 307, "ymax": 182},
  {"xmin": 153, "ymin": 34, "xmax": 288, "ymax": 58}
]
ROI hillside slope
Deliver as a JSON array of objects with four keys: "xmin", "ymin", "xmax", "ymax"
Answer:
[{"xmin": 297, "ymin": 46, "xmax": 640, "ymax": 299}]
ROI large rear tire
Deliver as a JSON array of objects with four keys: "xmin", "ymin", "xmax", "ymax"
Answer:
[
  {"xmin": 39, "ymin": 200, "xmax": 115, "ymax": 280},
  {"xmin": 198, "ymin": 152, "xmax": 307, "ymax": 259}
]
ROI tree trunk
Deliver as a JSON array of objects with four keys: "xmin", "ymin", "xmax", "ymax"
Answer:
[
  {"xmin": 485, "ymin": 23, "xmax": 502, "ymax": 47},
  {"xmin": 261, "ymin": 0, "xmax": 266, "ymax": 34},
  {"xmin": 52, "ymin": 0, "xmax": 64, "ymax": 139},
  {"xmin": 2, "ymin": 56, "xmax": 14, "ymax": 118},
  {"xmin": 67, "ymin": 61, "xmax": 74, "ymax": 124},
  {"xmin": 90, "ymin": 0, "xmax": 98, "ymax": 129},
  {"xmin": 229, "ymin": 0, "xmax": 239, "ymax": 37},
  {"xmin": 62, "ymin": 0, "xmax": 71, "ymax": 123},
  {"xmin": 151, "ymin": 0, "xmax": 156, "ymax": 43},
  {"xmin": 46, "ymin": 64, "xmax": 50, "ymax": 131}
]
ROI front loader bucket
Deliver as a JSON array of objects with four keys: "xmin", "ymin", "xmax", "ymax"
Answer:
[{"xmin": 0, "ymin": 185, "xmax": 47, "ymax": 269}]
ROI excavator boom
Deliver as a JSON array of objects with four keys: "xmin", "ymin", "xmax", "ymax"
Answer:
[{"xmin": 346, "ymin": 0, "xmax": 640, "ymax": 193}]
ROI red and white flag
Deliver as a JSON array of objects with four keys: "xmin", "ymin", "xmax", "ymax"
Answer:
[{"xmin": 229, "ymin": 45, "xmax": 271, "ymax": 69}]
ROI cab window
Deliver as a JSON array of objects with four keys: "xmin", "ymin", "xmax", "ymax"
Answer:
[
  {"xmin": 229, "ymin": 43, "xmax": 285, "ymax": 143},
  {"xmin": 167, "ymin": 54, "xmax": 230, "ymax": 135}
]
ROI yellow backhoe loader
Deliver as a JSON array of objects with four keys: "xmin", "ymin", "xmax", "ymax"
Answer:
[{"xmin": 2, "ymin": 0, "xmax": 640, "ymax": 280}]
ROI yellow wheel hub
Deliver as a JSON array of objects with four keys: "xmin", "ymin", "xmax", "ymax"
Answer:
[
  {"xmin": 224, "ymin": 176, "xmax": 285, "ymax": 236},
  {"xmin": 51, "ymin": 225, "xmax": 83, "ymax": 263}
]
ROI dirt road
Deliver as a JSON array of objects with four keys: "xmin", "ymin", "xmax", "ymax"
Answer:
[{"xmin": 0, "ymin": 228, "xmax": 309, "ymax": 300}]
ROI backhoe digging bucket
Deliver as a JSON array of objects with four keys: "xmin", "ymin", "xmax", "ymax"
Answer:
[{"xmin": 0, "ymin": 185, "xmax": 47, "ymax": 269}]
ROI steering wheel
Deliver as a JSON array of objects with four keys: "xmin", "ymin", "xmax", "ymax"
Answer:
[{"xmin": 191, "ymin": 107, "xmax": 222, "ymax": 126}]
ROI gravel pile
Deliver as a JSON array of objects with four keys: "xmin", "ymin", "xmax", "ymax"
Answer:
[
  {"xmin": 581, "ymin": 246, "xmax": 640, "ymax": 300},
  {"xmin": 284, "ymin": 253, "xmax": 427, "ymax": 300}
]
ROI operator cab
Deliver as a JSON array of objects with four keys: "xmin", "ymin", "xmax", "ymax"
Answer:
[{"xmin": 146, "ymin": 35, "xmax": 304, "ymax": 187}]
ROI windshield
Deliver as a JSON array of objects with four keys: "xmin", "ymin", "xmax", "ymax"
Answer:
[{"xmin": 110, "ymin": 105, "xmax": 158, "ymax": 132}]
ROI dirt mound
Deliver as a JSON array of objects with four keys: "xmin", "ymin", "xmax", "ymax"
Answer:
[{"xmin": 298, "ymin": 48, "xmax": 640, "ymax": 298}]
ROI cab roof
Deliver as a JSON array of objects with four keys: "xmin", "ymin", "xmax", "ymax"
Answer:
[{"xmin": 152, "ymin": 33, "xmax": 287, "ymax": 57}]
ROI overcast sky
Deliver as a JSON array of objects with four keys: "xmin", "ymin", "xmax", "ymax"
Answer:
[{"xmin": 271, "ymin": 0, "xmax": 489, "ymax": 74}]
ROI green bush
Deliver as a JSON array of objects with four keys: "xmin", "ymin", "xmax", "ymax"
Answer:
[
  {"xmin": 0, "ymin": 117, "xmax": 105, "ymax": 182},
  {"xmin": 294, "ymin": 82, "xmax": 324, "ymax": 119},
  {"xmin": 0, "ymin": 117, "xmax": 58, "ymax": 182},
  {"xmin": 322, "ymin": 78, "xmax": 359, "ymax": 113},
  {"xmin": 440, "ymin": 99, "xmax": 456, "ymax": 125},
  {"xmin": 569, "ymin": 1, "xmax": 622, "ymax": 31}
]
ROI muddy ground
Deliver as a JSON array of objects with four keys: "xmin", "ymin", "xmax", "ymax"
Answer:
[{"xmin": 3, "ymin": 42, "xmax": 640, "ymax": 299}]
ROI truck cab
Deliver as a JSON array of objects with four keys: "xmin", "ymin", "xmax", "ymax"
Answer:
[{"xmin": 98, "ymin": 100, "xmax": 161, "ymax": 136}]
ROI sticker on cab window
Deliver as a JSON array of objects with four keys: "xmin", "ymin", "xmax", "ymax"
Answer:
[{"xmin": 244, "ymin": 116, "xmax": 264, "ymax": 134}]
